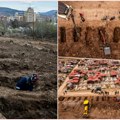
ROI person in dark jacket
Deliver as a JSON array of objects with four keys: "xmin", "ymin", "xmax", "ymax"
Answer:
[{"xmin": 16, "ymin": 74, "xmax": 38, "ymax": 91}]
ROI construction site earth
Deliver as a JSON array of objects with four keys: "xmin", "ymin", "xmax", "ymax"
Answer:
[
  {"xmin": 58, "ymin": 1, "xmax": 120, "ymax": 59},
  {"xmin": 58, "ymin": 57, "xmax": 120, "ymax": 119},
  {"xmin": 0, "ymin": 37, "xmax": 57, "ymax": 119},
  {"xmin": 58, "ymin": 2, "xmax": 120, "ymax": 118}
]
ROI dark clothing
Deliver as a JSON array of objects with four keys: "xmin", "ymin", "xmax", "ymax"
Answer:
[{"xmin": 16, "ymin": 76, "xmax": 33, "ymax": 91}]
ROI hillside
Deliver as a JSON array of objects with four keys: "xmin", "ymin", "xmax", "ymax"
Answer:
[
  {"xmin": 0, "ymin": 7, "xmax": 24, "ymax": 16},
  {"xmin": 39, "ymin": 10, "xmax": 57, "ymax": 17},
  {"xmin": 0, "ymin": 7, "xmax": 57, "ymax": 17}
]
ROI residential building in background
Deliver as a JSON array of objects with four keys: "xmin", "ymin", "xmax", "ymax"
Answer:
[
  {"xmin": 15, "ymin": 12, "xmax": 24, "ymax": 21},
  {"xmin": 24, "ymin": 7, "xmax": 36, "ymax": 23}
]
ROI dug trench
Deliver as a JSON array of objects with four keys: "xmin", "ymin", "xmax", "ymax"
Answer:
[
  {"xmin": 0, "ymin": 37, "xmax": 57, "ymax": 119},
  {"xmin": 59, "ymin": 26, "xmax": 120, "ymax": 59},
  {"xmin": 58, "ymin": 96, "xmax": 120, "ymax": 119}
]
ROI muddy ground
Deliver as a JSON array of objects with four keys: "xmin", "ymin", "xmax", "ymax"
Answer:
[
  {"xmin": 0, "ymin": 37, "xmax": 57, "ymax": 119},
  {"xmin": 59, "ymin": 96, "xmax": 120, "ymax": 119},
  {"xmin": 58, "ymin": 1, "xmax": 120, "ymax": 59}
]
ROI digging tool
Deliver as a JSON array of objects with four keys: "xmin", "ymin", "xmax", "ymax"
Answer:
[
  {"xmin": 71, "ymin": 13, "xmax": 80, "ymax": 38},
  {"xmin": 99, "ymin": 29, "xmax": 111, "ymax": 57},
  {"xmin": 79, "ymin": 13, "xmax": 85, "ymax": 22},
  {"xmin": 99, "ymin": 30, "xmax": 106, "ymax": 45}
]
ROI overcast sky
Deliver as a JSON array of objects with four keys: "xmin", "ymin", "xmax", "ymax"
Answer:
[{"xmin": 0, "ymin": 1, "xmax": 57, "ymax": 12}]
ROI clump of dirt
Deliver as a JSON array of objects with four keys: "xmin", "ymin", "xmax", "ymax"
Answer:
[{"xmin": 0, "ymin": 37, "xmax": 57, "ymax": 119}]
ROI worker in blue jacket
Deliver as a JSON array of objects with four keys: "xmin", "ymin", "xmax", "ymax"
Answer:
[{"xmin": 16, "ymin": 74, "xmax": 38, "ymax": 91}]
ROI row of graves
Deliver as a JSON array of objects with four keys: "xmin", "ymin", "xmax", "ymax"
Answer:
[
  {"xmin": 63, "ymin": 58, "xmax": 120, "ymax": 91},
  {"xmin": 58, "ymin": 58, "xmax": 79, "ymax": 87}
]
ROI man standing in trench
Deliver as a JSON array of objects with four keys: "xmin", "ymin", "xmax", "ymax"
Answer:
[{"xmin": 16, "ymin": 74, "xmax": 38, "ymax": 91}]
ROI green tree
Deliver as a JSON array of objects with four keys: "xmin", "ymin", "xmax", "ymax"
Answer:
[
  {"xmin": 34, "ymin": 21, "xmax": 57, "ymax": 40},
  {"xmin": 11, "ymin": 19, "xmax": 19, "ymax": 28}
]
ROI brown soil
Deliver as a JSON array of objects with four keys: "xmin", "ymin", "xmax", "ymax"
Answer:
[
  {"xmin": 0, "ymin": 37, "xmax": 57, "ymax": 119},
  {"xmin": 58, "ymin": 96, "xmax": 120, "ymax": 119},
  {"xmin": 58, "ymin": 1, "xmax": 120, "ymax": 59}
]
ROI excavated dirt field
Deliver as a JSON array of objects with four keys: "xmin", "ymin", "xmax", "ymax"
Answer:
[
  {"xmin": 58, "ymin": 1, "xmax": 120, "ymax": 59},
  {"xmin": 59, "ymin": 96, "xmax": 120, "ymax": 119},
  {"xmin": 0, "ymin": 37, "xmax": 57, "ymax": 119}
]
